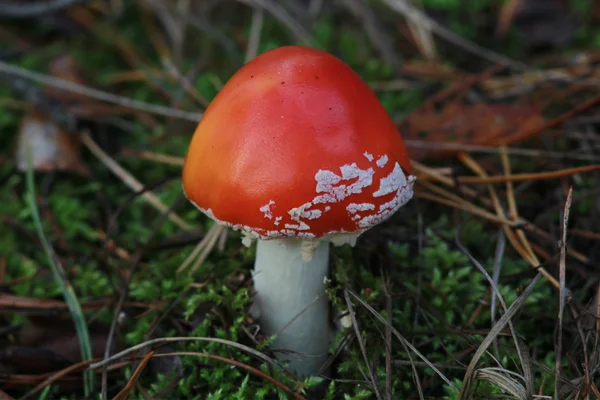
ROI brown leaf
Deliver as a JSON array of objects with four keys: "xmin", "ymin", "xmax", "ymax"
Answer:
[
  {"xmin": 400, "ymin": 101, "xmax": 545, "ymax": 160},
  {"xmin": 14, "ymin": 108, "xmax": 89, "ymax": 175}
]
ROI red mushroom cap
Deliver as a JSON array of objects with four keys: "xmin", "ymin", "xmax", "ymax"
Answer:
[{"xmin": 182, "ymin": 46, "xmax": 414, "ymax": 240}]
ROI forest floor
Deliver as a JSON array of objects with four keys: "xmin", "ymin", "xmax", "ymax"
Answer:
[{"xmin": 1, "ymin": 0, "xmax": 600, "ymax": 399}]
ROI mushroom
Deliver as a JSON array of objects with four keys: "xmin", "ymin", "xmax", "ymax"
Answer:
[{"xmin": 182, "ymin": 46, "xmax": 415, "ymax": 377}]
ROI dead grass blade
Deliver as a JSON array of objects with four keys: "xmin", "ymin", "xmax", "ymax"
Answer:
[
  {"xmin": 0, "ymin": 293, "xmax": 159, "ymax": 312},
  {"xmin": 138, "ymin": 2, "xmax": 173, "ymax": 66},
  {"xmin": 138, "ymin": 2, "xmax": 209, "ymax": 108},
  {"xmin": 404, "ymin": 3, "xmax": 437, "ymax": 60},
  {"xmin": 80, "ymin": 132, "xmax": 192, "ymax": 230},
  {"xmin": 237, "ymin": 0, "xmax": 312, "ymax": 45},
  {"xmin": 457, "ymin": 153, "xmax": 559, "ymax": 289},
  {"xmin": 88, "ymin": 337, "xmax": 306, "ymax": 397},
  {"xmin": 346, "ymin": 289, "xmax": 458, "ymax": 392},
  {"xmin": 340, "ymin": 0, "xmax": 403, "ymax": 74},
  {"xmin": 140, "ymin": 0, "xmax": 186, "ymax": 63},
  {"xmin": 411, "ymin": 160, "xmax": 479, "ymax": 199},
  {"xmin": 490, "ymin": 230, "xmax": 505, "ymax": 351},
  {"xmin": 380, "ymin": 0, "xmax": 526, "ymax": 69},
  {"xmin": 473, "ymin": 367, "xmax": 527, "ymax": 399},
  {"xmin": 343, "ymin": 289, "xmax": 383, "ymax": 400},
  {"xmin": 415, "ymin": 188, "xmax": 516, "ymax": 226},
  {"xmin": 186, "ymin": 225, "xmax": 226, "ymax": 275},
  {"xmin": 498, "ymin": 148, "xmax": 549, "ymax": 400},
  {"xmin": 121, "ymin": 149, "xmax": 184, "ymax": 166},
  {"xmin": 176, "ymin": 224, "xmax": 226, "ymax": 275},
  {"xmin": 567, "ymin": 301, "xmax": 591, "ymax": 398},
  {"xmin": 500, "ymin": 147, "xmax": 541, "ymax": 276},
  {"xmin": 457, "ymin": 272, "xmax": 542, "ymax": 399},
  {"xmin": 245, "ymin": 6, "xmax": 265, "ymax": 63},
  {"xmin": 457, "ymin": 164, "xmax": 600, "ymax": 184},
  {"xmin": 455, "ymin": 225, "xmax": 533, "ymax": 397},
  {"xmin": 396, "ymin": 328, "xmax": 425, "ymax": 398},
  {"xmin": 0, "ymin": 60, "xmax": 202, "ymax": 122},
  {"xmin": 513, "ymin": 336, "xmax": 535, "ymax": 397},
  {"xmin": 381, "ymin": 275, "xmax": 400, "ymax": 400},
  {"xmin": 67, "ymin": 6, "xmax": 169, "ymax": 86},
  {"xmin": 413, "ymin": 159, "xmax": 586, "ymax": 281},
  {"xmin": 112, "ymin": 351, "xmax": 155, "ymax": 400},
  {"xmin": 18, "ymin": 358, "xmax": 101, "ymax": 400},
  {"xmin": 403, "ymin": 140, "xmax": 600, "ymax": 162},
  {"xmin": 555, "ymin": 186, "xmax": 574, "ymax": 399}
]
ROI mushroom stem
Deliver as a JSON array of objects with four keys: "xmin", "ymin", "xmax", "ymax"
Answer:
[{"xmin": 252, "ymin": 238, "xmax": 333, "ymax": 377}]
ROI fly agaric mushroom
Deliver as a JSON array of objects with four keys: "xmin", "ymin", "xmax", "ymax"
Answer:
[{"xmin": 182, "ymin": 46, "xmax": 415, "ymax": 377}]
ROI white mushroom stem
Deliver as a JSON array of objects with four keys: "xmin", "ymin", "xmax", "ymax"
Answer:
[{"xmin": 252, "ymin": 238, "xmax": 333, "ymax": 378}]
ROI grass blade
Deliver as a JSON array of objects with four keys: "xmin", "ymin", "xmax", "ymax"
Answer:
[
  {"xmin": 458, "ymin": 272, "xmax": 542, "ymax": 399},
  {"xmin": 555, "ymin": 186, "xmax": 573, "ymax": 399},
  {"xmin": 24, "ymin": 151, "xmax": 94, "ymax": 395}
]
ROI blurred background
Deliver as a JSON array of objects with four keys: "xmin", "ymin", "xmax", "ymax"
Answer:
[{"xmin": 1, "ymin": 0, "xmax": 600, "ymax": 399}]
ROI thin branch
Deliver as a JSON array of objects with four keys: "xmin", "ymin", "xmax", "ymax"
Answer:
[
  {"xmin": 339, "ymin": 0, "xmax": 403, "ymax": 74},
  {"xmin": 347, "ymin": 289, "xmax": 458, "ymax": 391}
]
